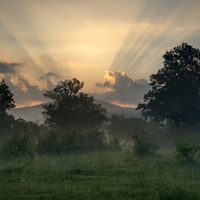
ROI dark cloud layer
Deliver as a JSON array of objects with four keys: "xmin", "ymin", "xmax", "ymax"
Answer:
[
  {"xmin": 93, "ymin": 71, "xmax": 150, "ymax": 106},
  {"xmin": 0, "ymin": 62, "xmax": 24, "ymax": 74},
  {"xmin": 39, "ymin": 72, "xmax": 62, "ymax": 80}
]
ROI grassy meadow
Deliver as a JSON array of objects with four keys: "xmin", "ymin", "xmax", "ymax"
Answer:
[{"xmin": 1, "ymin": 150, "xmax": 200, "ymax": 199}]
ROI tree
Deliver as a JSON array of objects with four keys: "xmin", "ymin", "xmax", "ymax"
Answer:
[
  {"xmin": 0, "ymin": 79, "xmax": 15, "ymax": 135},
  {"xmin": 0, "ymin": 79, "xmax": 15, "ymax": 114},
  {"xmin": 42, "ymin": 78, "xmax": 108, "ymax": 130},
  {"xmin": 108, "ymin": 113, "xmax": 146, "ymax": 139},
  {"xmin": 137, "ymin": 43, "xmax": 200, "ymax": 128}
]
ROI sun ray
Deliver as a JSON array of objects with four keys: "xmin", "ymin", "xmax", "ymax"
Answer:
[
  {"xmin": 0, "ymin": 0, "xmax": 71, "ymax": 82},
  {"xmin": 0, "ymin": 20, "xmax": 45, "ymax": 76},
  {"xmin": 0, "ymin": 0, "xmax": 199, "ymax": 107},
  {"xmin": 110, "ymin": 0, "xmax": 200, "ymax": 78}
]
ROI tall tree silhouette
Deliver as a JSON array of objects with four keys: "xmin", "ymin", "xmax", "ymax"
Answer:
[
  {"xmin": 0, "ymin": 79, "xmax": 15, "ymax": 135},
  {"xmin": 137, "ymin": 43, "xmax": 200, "ymax": 128},
  {"xmin": 42, "ymin": 78, "xmax": 108, "ymax": 130},
  {"xmin": 0, "ymin": 79, "xmax": 15, "ymax": 114}
]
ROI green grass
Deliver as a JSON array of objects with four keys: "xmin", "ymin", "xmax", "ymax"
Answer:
[{"xmin": 0, "ymin": 150, "xmax": 200, "ymax": 199}]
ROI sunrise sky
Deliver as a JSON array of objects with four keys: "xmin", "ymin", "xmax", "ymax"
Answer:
[{"xmin": 0, "ymin": 0, "xmax": 200, "ymax": 107}]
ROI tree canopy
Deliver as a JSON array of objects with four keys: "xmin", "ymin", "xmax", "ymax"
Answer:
[
  {"xmin": 137, "ymin": 43, "xmax": 200, "ymax": 128},
  {"xmin": 0, "ymin": 79, "xmax": 15, "ymax": 114},
  {"xmin": 108, "ymin": 113, "xmax": 157, "ymax": 139},
  {"xmin": 42, "ymin": 78, "xmax": 108, "ymax": 130},
  {"xmin": 0, "ymin": 79, "xmax": 15, "ymax": 135}
]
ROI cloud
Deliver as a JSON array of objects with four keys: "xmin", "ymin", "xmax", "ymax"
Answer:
[
  {"xmin": 95, "ymin": 81, "xmax": 110, "ymax": 88},
  {"xmin": 93, "ymin": 71, "xmax": 150, "ymax": 107},
  {"xmin": 0, "ymin": 62, "xmax": 24, "ymax": 74},
  {"xmin": 2, "ymin": 74, "xmax": 54, "ymax": 107},
  {"xmin": 39, "ymin": 72, "xmax": 62, "ymax": 80},
  {"xmin": 1, "ymin": 70, "xmax": 149, "ymax": 108}
]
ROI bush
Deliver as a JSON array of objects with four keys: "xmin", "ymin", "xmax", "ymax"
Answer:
[
  {"xmin": 61, "ymin": 128, "xmax": 106, "ymax": 152},
  {"xmin": 107, "ymin": 136, "xmax": 122, "ymax": 151},
  {"xmin": 2, "ymin": 132, "xmax": 34, "ymax": 159},
  {"xmin": 85, "ymin": 129, "xmax": 106, "ymax": 151},
  {"xmin": 173, "ymin": 133, "xmax": 200, "ymax": 162},
  {"xmin": 130, "ymin": 130, "xmax": 159, "ymax": 156},
  {"xmin": 61, "ymin": 129, "xmax": 85, "ymax": 153},
  {"xmin": 107, "ymin": 113, "xmax": 160, "ymax": 140},
  {"xmin": 1, "ymin": 120, "xmax": 45, "ymax": 159},
  {"xmin": 36, "ymin": 128, "xmax": 106, "ymax": 155},
  {"xmin": 36, "ymin": 129, "xmax": 62, "ymax": 155}
]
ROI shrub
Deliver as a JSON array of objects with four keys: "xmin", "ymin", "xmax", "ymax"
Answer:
[
  {"xmin": 2, "ymin": 132, "xmax": 34, "ymax": 159},
  {"xmin": 1, "ymin": 119, "xmax": 45, "ymax": 159},
  {"xmin": 84, "ymin": 129, "xmax": 106, "ymax": 151},
  {"xmin": 61, "ymin": 128, "xmax": 106, "ymax": 152},
  {"xmin": 60, "ymin": 128, "xmax": 88, "ymax": 153},
  {"xmin": 107, "ymin": 136, "xmax": 122, "ymax": 151},
  {"xmin": 36, "ymin": 128, "xmax": 106, "ymax": 155},
  {"xmin": 36, "ymin": 129, "xmax": 62, "ymax": 155},
  {"xmin": 108, "ymin": 113, "xmax": 160, "ymax": 140},
  {"xmin": 173, "ymin": 133, "xmax": 200, "ymax": 162},
  {"xmin": 130, "ymin": 130, "xmax": 159, "ymax": 156}
]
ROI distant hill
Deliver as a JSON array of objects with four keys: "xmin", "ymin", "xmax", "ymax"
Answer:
[
  {"xmin": 8, "ymin": 100, "xmax": 141, "ymax": 123},
  {"xmin": 8, "ymin": 104, "xmax": 45, "ymax": 124},
  {"xmin": 95, "ymin": 100, "xmax": 141, "ymax": 118}
]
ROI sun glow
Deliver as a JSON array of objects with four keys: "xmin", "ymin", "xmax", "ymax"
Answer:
[
  {"xmin": 15, "ymin": 100, "xmax": 46, "ymax": 108},
  {"xmin": 110, "ymin": 0, "xmax": 200, "ymax": 78},
  {"xmin": 111, "ymin": 101, "xmax": 137, "ymax": 108}
]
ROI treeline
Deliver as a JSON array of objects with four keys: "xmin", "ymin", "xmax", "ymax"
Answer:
[
  {"xmin": 1, "ymin": 42, "xmax": 200, "ymax": 163},
  {"xmin": 2, "ymin": 112, "xmax": 199, "ymax": 163},
  {"xmin": 0, "ymin": 110, "xmax": 159, "ymax": 158},
  {"xmin": 0, "ymin": 77, "xmax": 159, "ymax": 159}
]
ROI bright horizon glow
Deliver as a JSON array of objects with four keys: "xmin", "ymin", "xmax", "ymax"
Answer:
[
  {"xmin": 15, "ymin": 101, "xmax": 45, "ymax": 108},
  {"xmin": 110, "ymin": 101, "xmax": 137, "ymax": 109}
]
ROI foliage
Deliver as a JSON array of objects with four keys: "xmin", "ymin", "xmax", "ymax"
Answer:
[
  {"xmin": 36, "ymin": 129, "xmax": 62, "ymax": 155},
  {"xmin": 108, "ymin": 113, "xmax": 159, "ymax": 139},
  {"xmin": 0, "ymin": 112, "xmax": 15, "ymax": 137},
  {"xmin": 137, "ymin": 43, "xmax": 200, "ymax": 128},
  {"xmin": 37, "ymin": 128, "xmax": 106, "ymax": 155},
  {"xmin": 107, "ymin": 136, "xmax": 122, "ymax": 151},
  {"xmin": 173, "ymin": 133, "xmax": 200, "ymax": 162},
  {"xmin": 0, "ymin": 79, "xmax": 16, "ymax": 136},
  {"xmin": 0, "ymin": 79, "xmax": 15, "ymax": 114},
  {"xmin": 1, "ymin": 119, "xmax": 45, "ymax": 159},
  {"xmin": 12, "ymin": 118, "xmax": 44, "ymax": 136},
  {"xmin": 2, "ymin": 132, "xmax": 34, "ymax": 159},
  {"xmin": 42, "ymin": 78, "xmax": 108, "ymax": 130},
  {"xmin": 130, "ymin": 130, "xmax": 159, "ymax": 155},
  {"xmin": 108, "ymin": 113, "xmax": 128, "ymax": 138}
]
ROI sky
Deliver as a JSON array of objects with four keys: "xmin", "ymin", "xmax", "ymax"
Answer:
[{"xmin": 0, "ymin": 0, "xmax": 200, "ymax": 108}]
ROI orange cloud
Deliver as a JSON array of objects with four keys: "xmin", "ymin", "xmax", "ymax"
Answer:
[{"xmin": 93, "ymin": 70, "xmax": 150, "ymax": 106}]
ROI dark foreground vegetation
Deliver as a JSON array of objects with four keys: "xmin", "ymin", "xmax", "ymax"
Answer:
[
  {"xmin": 1, "ymin": 43, "xmax": 200, "ymax": 199},
  {"xmin": 1, "ymin": 151, "xmax": 200, "ymax": 199}
]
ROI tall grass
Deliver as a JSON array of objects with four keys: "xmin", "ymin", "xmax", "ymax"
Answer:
[{"xmin": 0, "ymin": 150, "xmax": 200, "ymax": 199}]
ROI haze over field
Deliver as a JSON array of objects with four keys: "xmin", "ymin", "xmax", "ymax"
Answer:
[{"xmin": 0, "ymin": 0, "xmax": 200, "ymax": 107}]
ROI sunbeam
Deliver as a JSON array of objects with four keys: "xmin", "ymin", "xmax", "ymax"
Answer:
[
  {"xmin": 110, "ymin": 0, "xmax": 200, "ymax": 78},
  {"xmin": 0, "ymin": 0, "xmax": 71, "ymax": 81},
  {"xmin": 0, "ymin": 0, "xmax": 200, "ymax": 106},
  {"xmin": 0, "ymin": 21, "xmax": 44, "ymax": 74}
]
